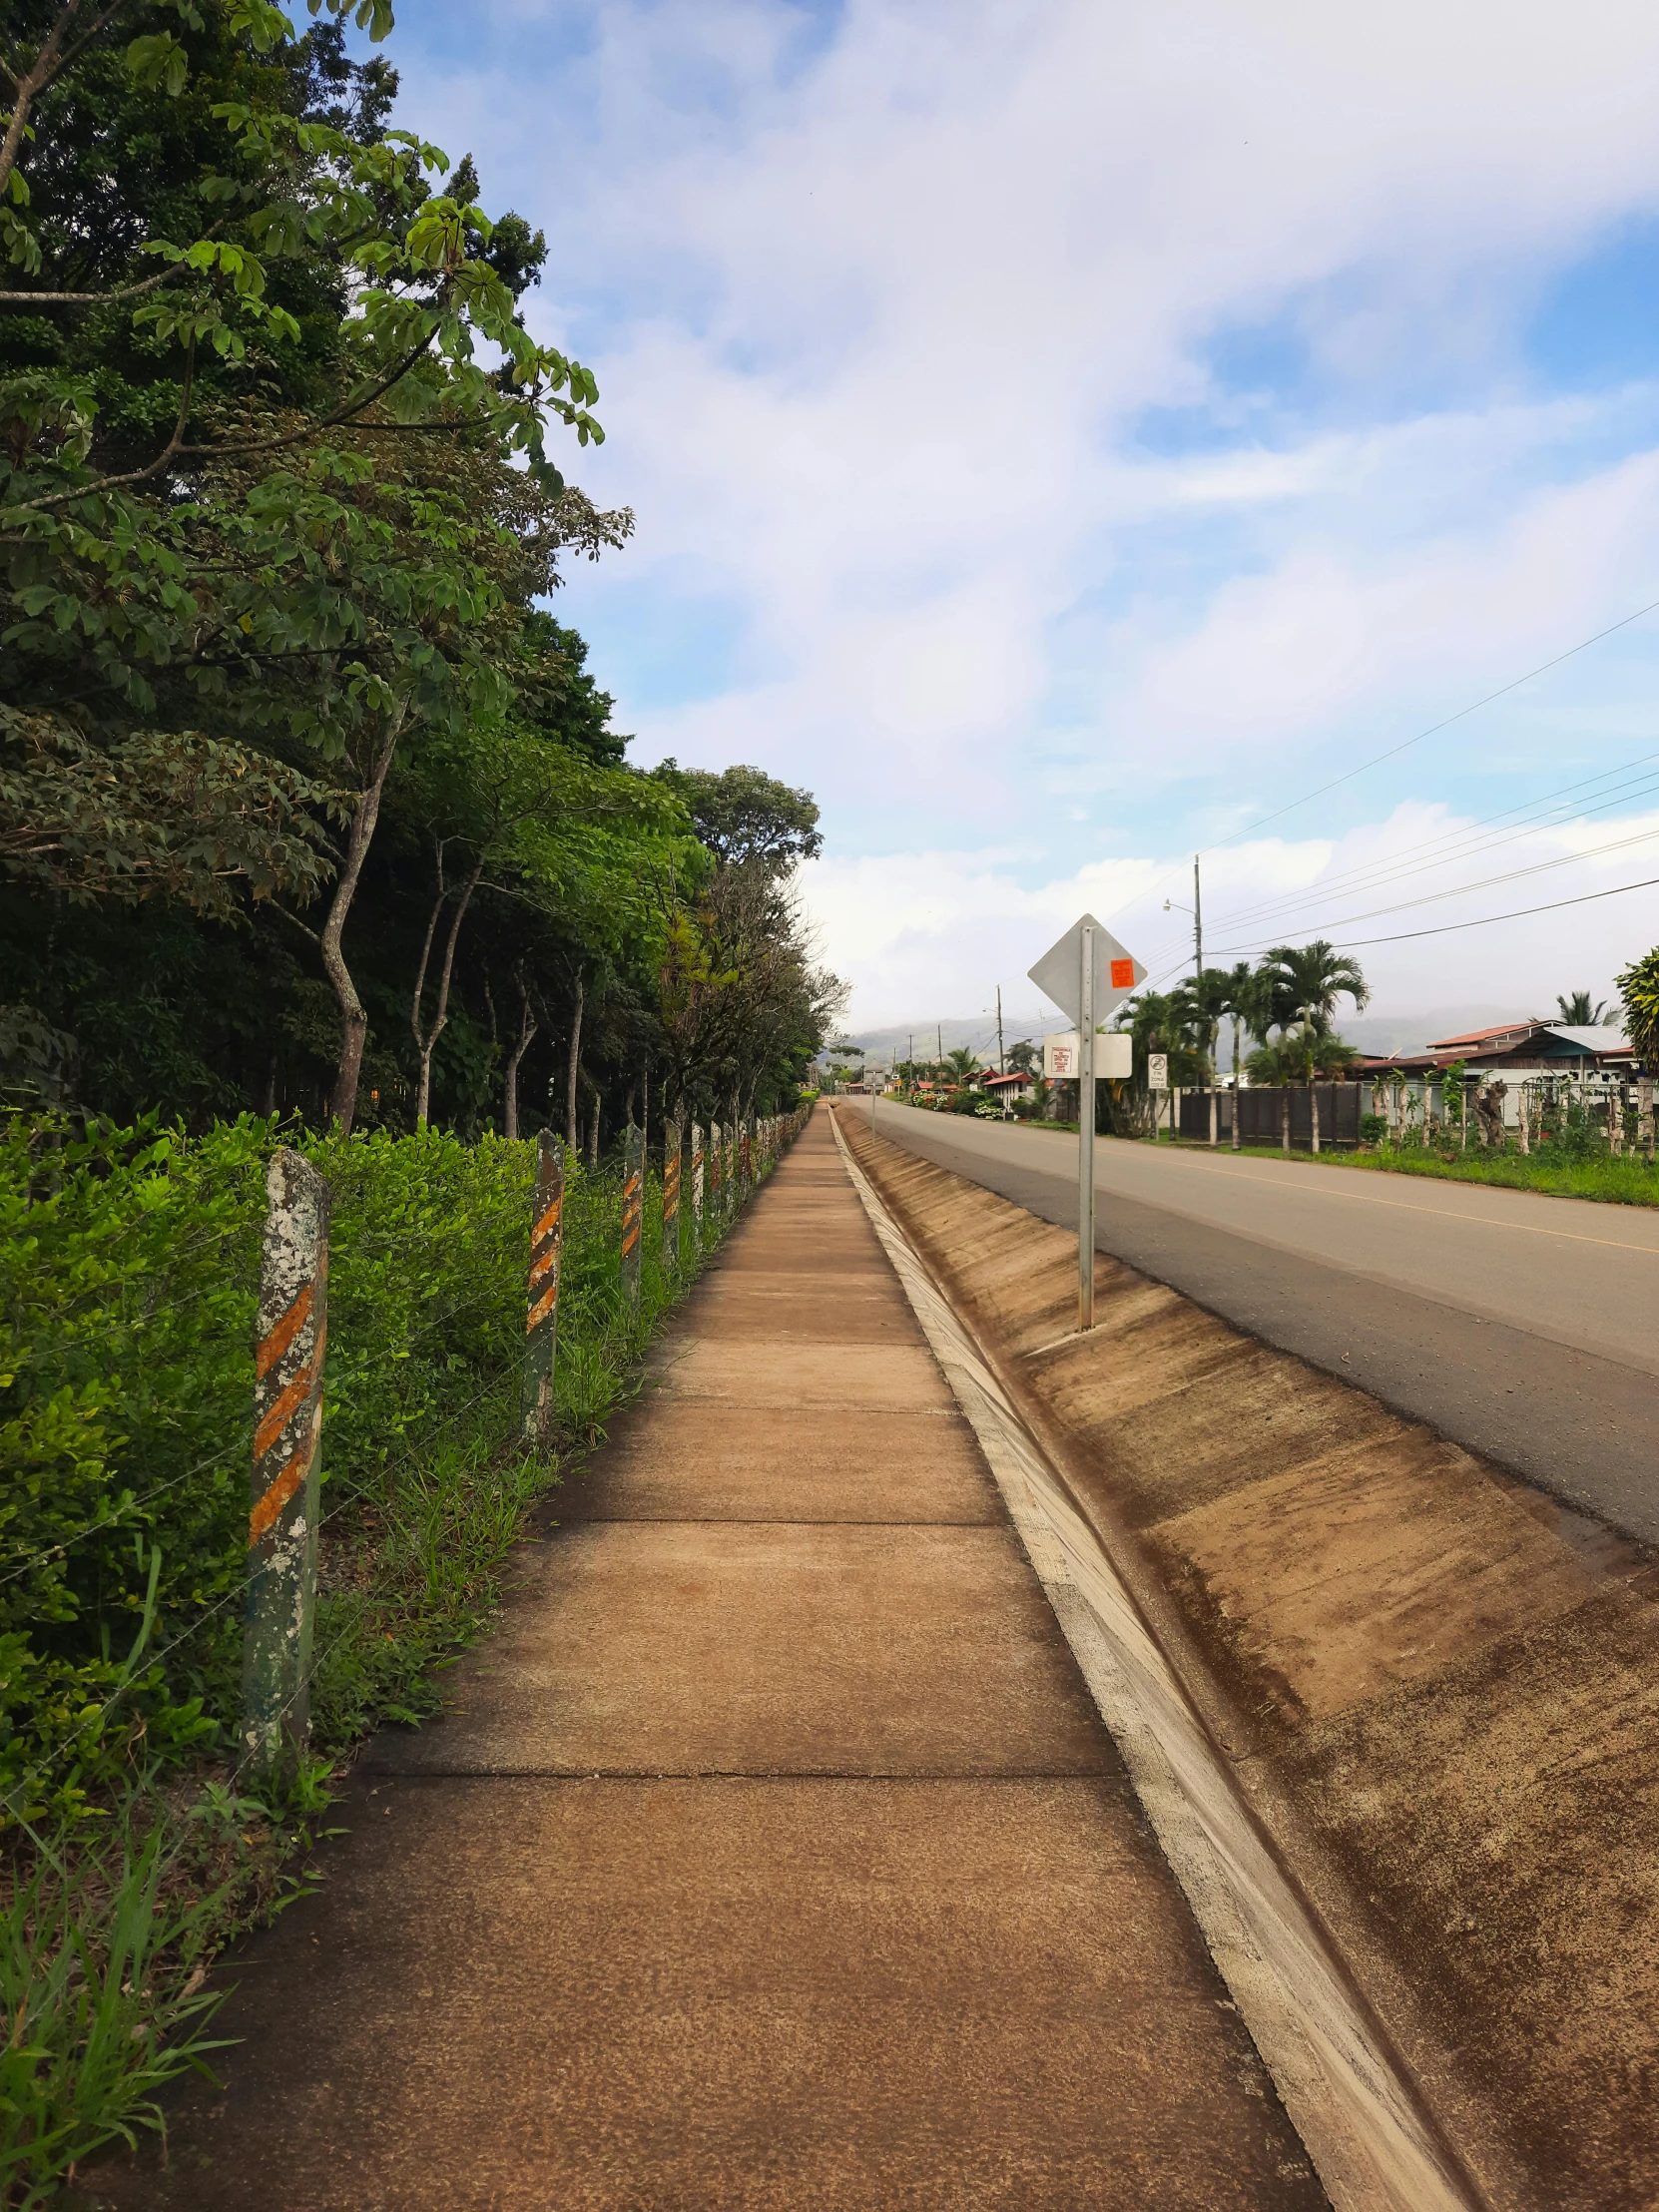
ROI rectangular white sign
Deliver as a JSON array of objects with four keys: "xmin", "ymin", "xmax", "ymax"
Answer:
[
  {"xmin": 1045, "ymin": 1032, "xmax": 1134, "ymax": 1079},
  {"xmin": 1148, "ymin": 1052, "xmax": 1169, "ymax": 1089},
  {"xmin": 1098, "ymin": 1031, "xmax": 1133, "ymax": 1079}
]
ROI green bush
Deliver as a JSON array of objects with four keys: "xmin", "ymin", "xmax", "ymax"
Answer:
[
  {"xmin": 0, "ymin": 1108, "xmax": 811, "ymax": 2201},
  {"xmin": 0, "ymin": 1113, "xmax": 720, "ymax": 1824}
]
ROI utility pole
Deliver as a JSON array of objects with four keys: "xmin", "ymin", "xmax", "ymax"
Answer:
[
  {"xmin": 1193, "ymin": 854, "xmax": 1203, "ymax": 979},
  {"xmin": 996, "ymin": 986, "xmax": 1004, "ymax": 1073},
  {"xmin": 936, "ymin": 1023, "xmax": 942, "ymax": 1063}
]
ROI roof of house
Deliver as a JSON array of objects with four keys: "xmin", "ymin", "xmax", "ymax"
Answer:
[
  {"xmin": 1363, "ymin": 1023, "xmax": 1636, "ymax": 1075},
  {"xmin": 1428, "ymin": 1021, "xmax": 1544, "ymax": 1051},
  {"xmin": 1427, "ymin": 1020, "xmax": 1629, "ymax": 1052}
]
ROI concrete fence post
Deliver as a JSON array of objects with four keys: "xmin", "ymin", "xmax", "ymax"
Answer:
[
  {"xmin": 663, "ymin": 1117, "xmax": 682, "ymax": 1270},
  {"xmin": 1640, "ymin": 1074, "xmax": 1654, "ymax": 1164},
  {"xmin": 742, "ymin": 1117, "xmax": 754, "ymax": 1201},
  {"xmin": 689, "ymin": 1120, "xmax": 705, "ymax": 1248},
  {"xmin": 243, "ymin": 1149, "xmax": 330, "ymax": 1777},
  {"xmin": 521, "ymin": 1129, "xmax": 564, "ymax": 1449},
  {"xmin": 620, "ymin": 1120, "xmax": 644, "ymax": 1307}
]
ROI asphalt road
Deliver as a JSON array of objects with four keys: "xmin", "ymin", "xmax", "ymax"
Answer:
[{"xmin": 868, "ymin": 1098, "xmax": 1659, "ymax": 1546}]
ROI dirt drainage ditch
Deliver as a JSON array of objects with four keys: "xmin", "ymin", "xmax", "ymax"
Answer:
[{"xmin": 830, "ymin": 1108, "xmax": 1659, "ymax": 2212}]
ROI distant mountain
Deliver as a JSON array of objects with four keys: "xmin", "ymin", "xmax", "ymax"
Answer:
[
  {"xmin": 824, "ymin": 1009, "xmax": 1053, "ymax": 1071},
  {"xmin": 828, "ymin": 1003, "xmax": 1548, "ymax": 1070}
]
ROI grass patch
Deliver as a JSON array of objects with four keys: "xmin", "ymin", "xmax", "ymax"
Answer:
[{"xmin": 1217, "ymin": 1140, "xmax": 1659, "ymax": 1207}]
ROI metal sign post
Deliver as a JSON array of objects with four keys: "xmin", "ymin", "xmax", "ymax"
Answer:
[
  {"xmin": 1078, "ymin": 923, "xmax": 1096, "ymax": 1331},
  {"xmin": 1028, "ymin": 912, "xmax": 1145, "ymax": 1335}
]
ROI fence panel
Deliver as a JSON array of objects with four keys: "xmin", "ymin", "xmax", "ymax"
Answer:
[{"xmin": 1179, "ymin": 1083, "xmax": 1363, "ymax": 1149}]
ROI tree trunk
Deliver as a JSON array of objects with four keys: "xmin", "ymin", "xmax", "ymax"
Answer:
[
  {"xmin": 1281, "ymin": 1089, "xmax": 1290, "ymax": 1154},
  {"xmin": 321, "ymin": 706, "xmax": 405, "ymax": 1135},
  {"xmin": 1231, "ymin": 1019, "xmax": 1242, "ymax": 1151},
  {"xmin": 408, "ymin": 841, "xmax": 448, "ymax": 1125},
  {"xmin": 565, "ymin": 974, "xmax": 585, "ymax": 1151},
  {"xmin": 1311, "ymin": 1085, "xmax": 1321, "ymax": 1155},
  {"xmin": 502, "ymin": 971, "xmax": 537, "ymax": 1143},
  {"xmin": 412, "ymin": 849, "xmax": 484, "ymax": 1129}
]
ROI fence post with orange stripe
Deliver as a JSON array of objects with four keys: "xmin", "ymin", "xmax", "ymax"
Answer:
[
  {"xmin": 689, "ymin": 1120, "xmax": 705, "ymax": 1250},
  {"xmin": 521, "ymin": 1129, "xmax": 564, "ymax": 1450},
  {"xmin": 662, "ymin": 1117, "xmax": 682, "ymax": 1271},
  {"xmin": 242, "ymin": 1149, "xmax": 330, "ymax": 1777},
  {"xmin": 620, "ymin": 1119, "xmax": 644, "ymax": 1308}
]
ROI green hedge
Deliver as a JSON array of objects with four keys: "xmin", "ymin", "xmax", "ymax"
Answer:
[{"xmin": 0, "ymin": 1116, "xmax": 695, "ymax": 1824}]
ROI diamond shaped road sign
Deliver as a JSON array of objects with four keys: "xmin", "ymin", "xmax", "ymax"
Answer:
[{"xmin": 1027, "ymin": 913, "xmax": 1145, "ymax": 1030}]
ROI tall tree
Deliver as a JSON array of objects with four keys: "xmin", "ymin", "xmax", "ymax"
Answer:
[
  {"xmin": 654, "ymin": 762, "xmax": 823, "ymax": 872},
  {"xmin": 1262, "ymin": 942, "xmax": 1370, "ymax": 1043},
  {"xmin": 2, "ymin": 0, "xmax": 627, "ymax": 1129}
]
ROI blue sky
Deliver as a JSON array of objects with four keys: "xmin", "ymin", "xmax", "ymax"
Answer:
[{"xmin": 372, "ymin": 0, "xmax": 1659, "ymax": 1032}]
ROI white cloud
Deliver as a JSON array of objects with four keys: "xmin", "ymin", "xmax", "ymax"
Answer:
[
  {"xmin": 804, "ymin": 800, "xmax": 1659, "ymax": 1028},
  {"xmin": 388, "ymin": 0, "xmax": 1659, "ymax": 1010}
]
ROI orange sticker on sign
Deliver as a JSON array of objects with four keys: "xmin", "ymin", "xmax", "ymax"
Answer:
[{"xmin": 1110, "ymin": 957, "xmax": 1135, "ymax": 987}]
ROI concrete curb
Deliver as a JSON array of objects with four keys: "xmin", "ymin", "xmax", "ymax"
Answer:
[{"xmin": 830, "ymin": 1107, "xmax": 1484, "ymax": 2212}]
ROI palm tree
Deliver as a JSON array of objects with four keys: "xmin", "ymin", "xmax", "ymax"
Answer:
[
  {"xmin": 1555, "ymin": 990, "xmax": 1610, "ymax": 1025},
  {"xmin": 1263, "ymin": 941, "xmax": 1370, "ymax": 1153},
  {"xmin": 944, "ymin": 1045, "xmax": 979, "ymax": 1087},
  {"xmin": 1219, "ymin": 960, "xmax": 1265, "ymax": 1150},
  {"xmin": 1183, "ymin": 967, "xmax": 1249, "ymax": 1143}
]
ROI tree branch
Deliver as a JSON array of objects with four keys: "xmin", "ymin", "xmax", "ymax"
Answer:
[
  {"xmin": 1, "ymin": 1, "xmax": 132, "ymax": 205},
  {"xmin": 175, "ymin": 329, "xmax": 444, "ymax": 460},
  {"xmin": 10, "ymin": 328, "xmax": 443, "ymax": 514},
  {"xmin": 1, "ymin": 234, "xmax": 221, "ymax": 308},
  {"xmin": 18, "ymin": 332, "xmax": 196, "ymax": 510},
  {"xmin": 271, "ymin": 902, "xmax": 320, "ymax": 943}
]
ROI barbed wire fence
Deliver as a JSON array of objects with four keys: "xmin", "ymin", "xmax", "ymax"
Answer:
[{"xmin": 0, "ymin": 1102, "xmax": 813, "ymax": 1827}]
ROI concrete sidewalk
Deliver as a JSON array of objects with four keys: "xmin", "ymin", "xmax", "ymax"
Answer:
[{"xmin": 84, "ymin": 1112, "xmax": 1325, "ymax": 2212}]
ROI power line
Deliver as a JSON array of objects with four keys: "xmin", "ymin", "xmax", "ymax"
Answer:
[
  {"xmin": 1206, "ymin": 592, "xmax": 1659, "ymax": 853},
  {"xmin": 1101, "ymin": 589, "xmax": 1659, "ymax": 937},
  {"xmin": 1201, "ymin": 822, "xmax": 1659, "ymax": 956},
  {"xmin": 1212, "ymin": 869, "xmax": 1659, "ymax": 956},
  {"xmin": 1195, "ymin": 755, "xmax": 1659, "ymax": 941},
  {"xmin": 1130, "ymin": 775, "xmax": 1659, "ymax": 978}
]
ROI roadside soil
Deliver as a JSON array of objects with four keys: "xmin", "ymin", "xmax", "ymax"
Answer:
[
  {"xmin": 74, "ymin": 1112, "xmax": 1326, "ymax": 2212},
  {"xmin": 838, "ymin": 1112, "xmax": 1659, "ymax": 2212}
]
